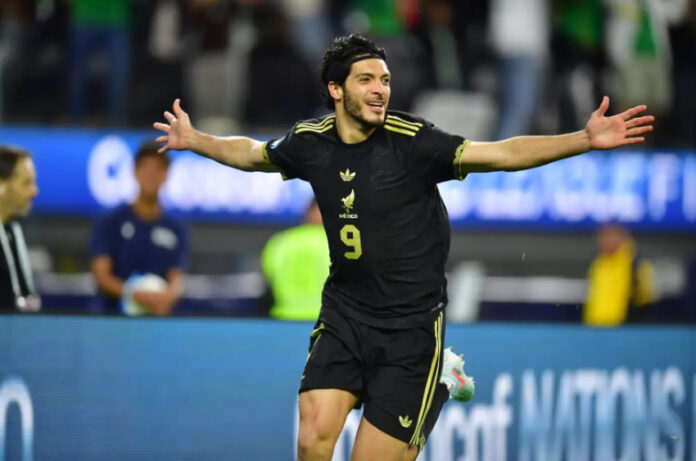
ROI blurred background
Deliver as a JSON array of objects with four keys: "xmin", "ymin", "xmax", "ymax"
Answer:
[
  {"xmin": 1, "ymin": 0, "xmax": 695, "ymax": 320},
  {"xmin": 2, "ymin": 1, "xmax": 696, "ymax": 460}
]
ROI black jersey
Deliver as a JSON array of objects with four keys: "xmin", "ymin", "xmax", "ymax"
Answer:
[{"xmin": 265, "ymin": 111, "xmax": 468, "ymax": 328}]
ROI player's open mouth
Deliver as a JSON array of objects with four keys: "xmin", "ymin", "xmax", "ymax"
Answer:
[{"xmin": 366, "ymin": 101, "xmax": 384, "ymax": 113}]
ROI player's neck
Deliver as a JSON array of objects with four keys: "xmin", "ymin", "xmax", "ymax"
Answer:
[
  {"xmin": 0, "ymin": 209, "xmax": 11, "ymax": 225},
  {"xmin": 132, "ymin": 196, "xmax": 162, "ymax": 221},
  {"xmin": 335, "ymin": 109, "xmax": 378, "ymax": 144}
]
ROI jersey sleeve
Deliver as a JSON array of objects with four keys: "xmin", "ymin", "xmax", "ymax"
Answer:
[
  {"xmin": 410, "ymin": 122, "xmax": 468, "ymax": 184},
  {"xmin": 263, "ymin": 124, "xmax": 306, "ymax": 180}
]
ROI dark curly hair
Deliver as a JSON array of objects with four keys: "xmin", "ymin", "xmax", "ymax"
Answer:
[{"xmin": 320, "ymin": 33, "xmax": 387, "ymax": 110}]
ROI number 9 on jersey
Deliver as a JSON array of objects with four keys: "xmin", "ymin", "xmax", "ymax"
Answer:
[{"xmin": 340, "ymin": 224, "xmax": 362, "ymax": 260}]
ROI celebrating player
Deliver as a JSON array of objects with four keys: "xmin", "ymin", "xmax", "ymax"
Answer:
[{"xmin": 154, "ymin": 33, "xmax": 653, "ymax": 461}]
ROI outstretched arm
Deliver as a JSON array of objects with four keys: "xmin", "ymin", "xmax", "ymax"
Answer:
[
  {"xmin": 459, "ymin": 97, "xmax": 654, "ymax": 173},
  {"xmin": 153, "ymin": 99, "xmax": 278, "ymax": 172}
]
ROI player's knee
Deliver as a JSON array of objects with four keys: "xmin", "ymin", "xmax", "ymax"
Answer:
[{"xmin": 297, "ymin": 422, "xmax": 337, "ymax": 460}]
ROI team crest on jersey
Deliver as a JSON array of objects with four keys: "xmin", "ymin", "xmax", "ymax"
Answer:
[
  {"xmin": 340, "ymin": 168, "xmax": 356, "ymax": 182},
  {"xmin": 339, "ymin": 189, "xmax": 358, "ymax": 219}
]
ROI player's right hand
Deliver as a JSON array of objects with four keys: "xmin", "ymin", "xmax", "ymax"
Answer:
[{"xmin": 153, "ymin": 98, "xmax": 192, "ymax": 153}]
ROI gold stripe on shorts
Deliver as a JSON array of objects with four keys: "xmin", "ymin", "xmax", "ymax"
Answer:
[
  {"xmin": 409, "ymin": 312, "xmax": 443, "ymax": 447},
  {"xmin": 305, "ymin": 322, "xmax": 325, "ymax": 362}
]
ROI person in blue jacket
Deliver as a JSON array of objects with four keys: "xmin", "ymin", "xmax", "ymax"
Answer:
[{"xmin": 89, "ymin": 141, "xmax": 187, "ymax": 315}]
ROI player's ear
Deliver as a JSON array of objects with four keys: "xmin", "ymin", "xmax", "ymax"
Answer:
[{"xmin": 328, "ymin": 82, "xmax": 343, "ymax": 104}]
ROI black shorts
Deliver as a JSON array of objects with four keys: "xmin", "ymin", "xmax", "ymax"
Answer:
[{"xmin": 299, "ymin": 308, "xmax": 449, "ymax": 449}]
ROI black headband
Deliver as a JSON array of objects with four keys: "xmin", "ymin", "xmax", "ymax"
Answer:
[{"xmin": 325, "ymin": 53, "xmax": 385, "ymax": 84}]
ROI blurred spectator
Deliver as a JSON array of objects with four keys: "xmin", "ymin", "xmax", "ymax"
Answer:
[
  {"xmin": 344, "ymin": 0, "xmax": 410, "ymax": 36},
  {"xmin": 551, "ymin": 0, "xmax": 607, "ymax": 133},
  {"xmin": 0, "ymin": 145, "xmax": 41, "ymax": 312},
  {"xmin": 278, "ymin": 0, "xmax": 332, "ymax": 62},
  {"xmin": 129, "ymin": 0, "xmax": 189, "ymax": 125},
  {"xmin": 245, "ymin": 3, "xmax": 319, "ymax": 126},
  {"xmin": 583, "ymin": 223, "xmax": 654, "ymax": 326},
  {"xmin": 68, "ymin": 0, "xmax": 132, "ymax": 123},
  {"xmin": 0, "ymin": 0, "xmax": 32, "ymax": 120},
  {"xmin": 89, "ymin": 142, "xmax": 187, "ymax": 316},
  {"xmin": 605, "ymin": 0, "xmax": 687, "ymax": 125},
  {"xmin": 187, "ymin": 0, "xmax": 234, "ymax": 52},
  {"xmin": 415, "ymin": 0, "xmax": 463, "ymax": 90},
  {"xmin": 662, "ymin": 0, "xmax": 696, "ymax": 147},
  {"xmin": 261, "ymin": 199, "xmax": 329, "ymax": 321},
  {"xmin": 490, "ymin": 0, "xmax": 549, "ymax": 139},
  {"xmin": 1, "ymin": 1, "xmax": 69, "ymax": 123}
]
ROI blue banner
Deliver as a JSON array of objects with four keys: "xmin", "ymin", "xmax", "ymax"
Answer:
[
  {"xmin": 2, "ymin": 126, "xmax": 695, "ymax": 230},
  {"xmin": 1, "ymin": 316, "xmax": 694, "ymax": 460}
]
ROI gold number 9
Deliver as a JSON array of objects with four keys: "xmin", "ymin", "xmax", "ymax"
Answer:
[{"xmin": 340, "ymin": 224, "xmax": 362, "ymax": 260}]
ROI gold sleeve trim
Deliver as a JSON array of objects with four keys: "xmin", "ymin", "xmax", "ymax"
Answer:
[
  {"xmin": 453, "ymin": 140, "xmax": 471, "ymax": 180},
  {"xmin": 261, "ymin": 141, "xmax": 271, "ymax": 164}
]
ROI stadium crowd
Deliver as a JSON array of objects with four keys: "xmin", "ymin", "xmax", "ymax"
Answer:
[{"xmin": 0, "ymin": 0, "xmax": 694, "ymax": 147}]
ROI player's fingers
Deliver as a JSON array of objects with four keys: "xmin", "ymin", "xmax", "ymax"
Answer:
[
  {"xmin": 153, "ymin": 122, "xmax": 170, "ymax": 132},
  {"xmin": 620, "ymin": 104, "xmax": 647, "ymax": 121},
  {"xmin": 624, "ymin": 136, "xmax": 645, "ymax": 145},
  {"xmin": 164, "ymin": 111, "xmax": 177, "ymax": 123},
  {"xmin": 157, "ymin": 145, "xmax": 169, "ymax": 154},
  {"xmin": 595, "ymin": 96, "xmax": 610, "ymax": 116},
  {"xmin": 627, "ymin": 126, "xmax": 652, "ymax": 137},
  {"xmin": 625, "ymin": 115, "xmax": 654, "ymax": 128},
  {"xmin": 155, "ymin": 135, "xmax": 168, "ymax": 143},
  {"xmin": 173, "ymin": 98, "xmax": 183, "ymax": 116}
]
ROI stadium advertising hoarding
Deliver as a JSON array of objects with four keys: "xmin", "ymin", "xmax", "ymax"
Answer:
[
  {"xmin": 1, "ymin": 126, "xmax": 695, "ymax": 230},
  {"xmin": 1, "ymin": 316, "xmax": 694, "ymax": 460}
]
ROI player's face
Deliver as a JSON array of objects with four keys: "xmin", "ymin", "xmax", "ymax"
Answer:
[
  {"xmin": 2, "ymin": 158, "xmax": 39, "ymax": 218},
  {"xmin": 135, "ymin": 156, "xmax": 168, "ymax": 200},
  {"xmin": 342, "ymin": 58, "xmax": 391, "ymax": 127}
]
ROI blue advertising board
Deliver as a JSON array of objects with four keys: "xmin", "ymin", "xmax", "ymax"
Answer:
[
  {"xmin": 1, "ymin": 315, "xmax": 694, "ymax": 460},
  {"xmin": 2, "ymin": 126, "xmax": 695, "ymax": 230}
]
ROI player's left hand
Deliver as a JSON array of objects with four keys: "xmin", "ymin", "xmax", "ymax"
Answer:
[{"xmin": 585, "ymin": 96, "xmax": 654, "ymax": 150}]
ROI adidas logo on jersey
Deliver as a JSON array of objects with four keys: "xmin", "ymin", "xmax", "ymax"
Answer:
[{"xmin": 340, "ymin": 169, "xmax": 356, "ymax": 182}]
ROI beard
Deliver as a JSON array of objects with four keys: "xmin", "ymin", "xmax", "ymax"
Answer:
[{"xmin": 343, "ymin": 89, "xmax": 384, "ymax": 130}]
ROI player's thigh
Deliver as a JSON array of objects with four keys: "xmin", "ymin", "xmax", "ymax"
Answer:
[
  {"xmin": 298, "ymin": 316, "xmax": 362, "ymax": 445},
  {"xmin": 298, "ymin": 388, "xmax": 360, "ymax": 443},
  {"xmin": 350, "ymin": 417, "xmax": 419, "ymax": 461}
]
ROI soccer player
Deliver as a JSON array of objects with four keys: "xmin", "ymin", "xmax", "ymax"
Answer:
[{"xmin": 154, "ymin": 34, "xmax": 653, "ymax": 461}]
